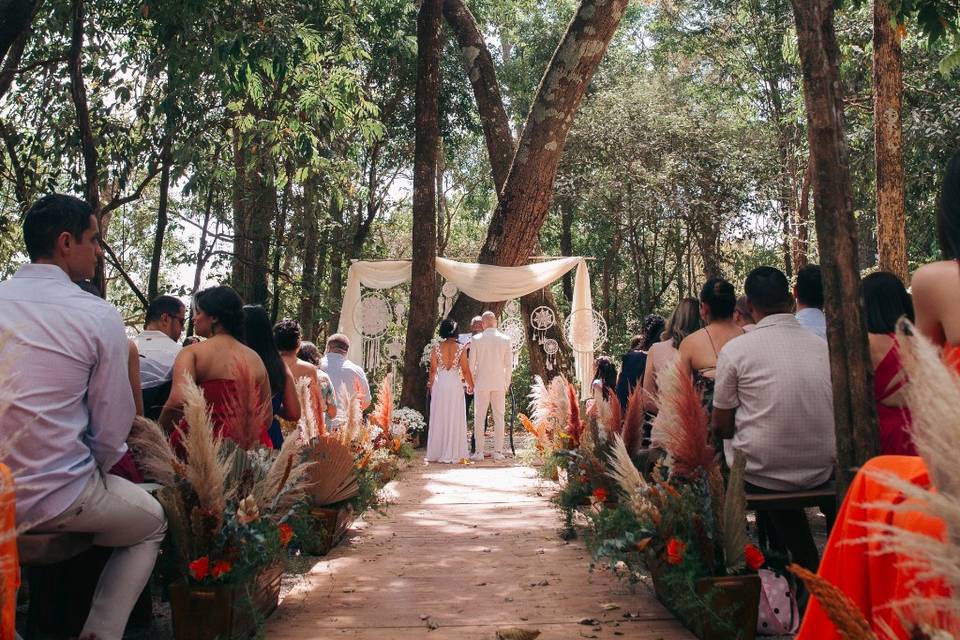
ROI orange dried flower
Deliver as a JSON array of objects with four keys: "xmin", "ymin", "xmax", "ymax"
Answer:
[
  {"xmin": 279, "ymin": 523, "xmax": 294, "ymax": 547},
  {"xmin": 666, "ymin": 538, "xmax": 686, "ymax": 565}
]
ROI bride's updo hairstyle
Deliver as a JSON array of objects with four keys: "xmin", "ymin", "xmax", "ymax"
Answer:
[
  {"xmin": 699, "ymin": 276, "xmax": 737, "ymax": 321},
  {"xmin": 194, "ymin": 285, "xmax": 245, "ymax": 339},
  {"xmin": 439, "ymin": 318, "xmax": 458, "ymax": 339}
]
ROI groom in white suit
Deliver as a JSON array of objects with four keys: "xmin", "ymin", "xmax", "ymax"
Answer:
[{"xmin": 469, "ymin": 311, "xmax": 513, "ymax": 461}]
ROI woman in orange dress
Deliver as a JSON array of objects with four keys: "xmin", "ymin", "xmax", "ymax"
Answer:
[{"xmin": 0, "ymin": 464, "xmax": 17, "ymax": 640}]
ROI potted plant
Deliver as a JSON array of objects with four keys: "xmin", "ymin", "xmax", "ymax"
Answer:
[
  {"xmin": 592, "ymin": 364, "xmax": 762, "ymax": 640},
  {"xmin": 128, "ymin": 375, "xmax": 312, "ymax": 639}
]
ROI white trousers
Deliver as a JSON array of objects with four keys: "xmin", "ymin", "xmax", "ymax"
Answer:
[
  {"xmin": 474, "ymin": 389, "xmax": 505, "ymax": 454},
  {"xmin": 34, "ymin": 471, "xmax": 167, "ymax": 640}
]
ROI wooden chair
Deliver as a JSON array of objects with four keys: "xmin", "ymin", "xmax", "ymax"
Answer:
[{"xmin": 745, "ymin": 482, "xmax": 838, "ymax": 551}]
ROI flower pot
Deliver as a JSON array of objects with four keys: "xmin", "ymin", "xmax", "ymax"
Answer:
[
  {"xmin": 694, "ymin": 574, "xmax": 761, "ymax": 640},
  {"xmin": 304, "ymin": 505, "xmax": 354, "ymax": 556},
  {"xmin": 169, "ymin": 563, "xmax": 283, "ymax": 639}
]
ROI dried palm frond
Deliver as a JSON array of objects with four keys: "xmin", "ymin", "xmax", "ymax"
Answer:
[
  {"xmin": 621, "ymin": 385, "xmax": 645, "ymax": 458},
  {"xmin": 652, "ymin": 362, "xmax": 715, "ymax": 479},
  {"xmin": 176, "ymin": 376, "xmax": 229, "ymax": 523},
  {"xmin": 789, "ymin": 564, "xmax": 877, "ymax": 640},
  {"xmin": 566, "ymin": 383, "xmax": 583, "ymax": 448},
  {"xmin": 295, "ymin": 376, "xmax": 319, "ymax": 443},
  {"xmin": 223, "ymin": 357, "xmax": 273, "ymax": 450},
  {"xmin": 305, "ymin": 437, "xmax": 359, "ymax": 505},
  {"xmin": 128, "ymin": 416, "xmax": 180, "ymax": 486},
  {"xmin": 722, "ymin": 449, "xmax": 748, "ymax": 572},
  {"xmin": 256, "ymin": 434, "xmax": 306, "ymax": 512}
]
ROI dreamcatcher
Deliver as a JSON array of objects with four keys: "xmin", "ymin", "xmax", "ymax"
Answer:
[
  {"xmin": 503, "ymin": 299, "xmax": 521, "ymax": 319},
  {"xmin": 438, "ymin": 282, "xmax": 458, "ymax": 317},
  {"xmin": 353, "ymin": 293, "xmax": 391, "ymax": 372},
  {"xmin": 383, "ymin": 337, "xmax": 404, "ymax": 364},
  {"xmin": 542, "ymin": 338, "xmax": 560, "ymax": 371},
  {"xmin": 563, "ymin": 308, "xmax": 608, "ymax": 353},
  {"xmin": 499, "ymin": 315, "xmax": 526, "ymax": 368},
  {"xmin": 529, "ymin": 305, "xmax": 556, "ymax": 345},
  {"xmin": 393, "ymin": 301, "xmax": 407, "ymax": 324}
]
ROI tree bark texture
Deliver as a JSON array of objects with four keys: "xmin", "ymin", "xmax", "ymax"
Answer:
[
  {"xmin": 873, "ymin": 0, "xmax": 908, "ymax": 283},
  {"xmin": 442, "ymin": 0, "xmax": 514, "ymax": 191},
  {"xmin": 299, "ymin": 180, "xmax": 320, "ymax": 341},
  {"xmin": 790, "ymin": 0, "xmax": 879, "ymax": 498},
  {"xmin": 231, "ymin": 136, "xmax": 274, "ymax": 306},
  {"xmin": 400, "ymin": 0, "xmax": 442, "ymax": 415},
  {"xmin": 148, "ymin": 142, "xmax": 171, "ymax": 302}
]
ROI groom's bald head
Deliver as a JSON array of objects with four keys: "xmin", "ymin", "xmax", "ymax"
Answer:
[{"xmin": 481, "ymin": 311, "xmax": 496, "ymax": 328}]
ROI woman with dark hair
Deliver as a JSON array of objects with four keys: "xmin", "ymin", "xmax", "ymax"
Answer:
[
  {"xmin": 426, "ymin": 318, "xmax": 475, "ymax": 463},
  {"xmin": 275, "ymin": 320, "xmax": 335, "ymax": 437},
  {"xmin": 862, "ymin": 272, "xmax": 916, "ymax": 455},
  {"xmin": 591, "ymin": 356, "xmax": 618, "ymax": 400},
  {"xmin": 243, "ymin": 306, "xmax": 300, "ymax": 448},
  {"xmin": 616, "ymin": 314, "xmax": 665, "ymax": 409},
  {"xmin": 914, "ymin": 150, "xmax": 960, "ymax": 371},
  {"xmin": 160, "ymin": 285, "xmax": 274, "ymax": 448},
  {"xmin": 678, "ymin": 277, "xmax": 744, "ymax": 406},
  {"xmin": 642, "ymin": 298, "xmax": 702, "ymax": 413}
]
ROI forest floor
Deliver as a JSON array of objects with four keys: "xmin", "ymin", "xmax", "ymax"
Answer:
[{"xmin": 266, "ymin": 452, "xmax": 694, "ymax": 639}]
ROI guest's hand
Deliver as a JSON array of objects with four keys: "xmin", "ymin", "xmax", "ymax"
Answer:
[{"xmin": 466, "ymin": 385, "xmax": 474, "ymax": 395}]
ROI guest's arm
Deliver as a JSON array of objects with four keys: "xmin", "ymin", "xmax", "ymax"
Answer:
[
  {"xmin": 459, "ymin": 351, "xmax": 475, "ymax": 394},
  {"xmin": 911, "ymin": 265, "xmax": 946, "ymax": 345},
  {"xmin": 710, "ymin": 350, "xmax": 739, "ymax": 440},
  {"xmin": 86, "ymin": 309, "xmax": 137, "ymax": 470},
  {"xmin": 359, "ymin": 374, "xmax": 371, "ymax": 411},
  {"xmin": 502, "ymin": 340, "xmax": 513, "ymax": 389},
  {"xmin": 127, "ymin": 339, "xmax": 144, "ymax": 416},
  {"xmin": 712, "ymin": 408, "xmax": 736, "ymax": 440}
]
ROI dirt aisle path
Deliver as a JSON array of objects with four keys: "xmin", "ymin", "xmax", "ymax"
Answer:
[{"xmin": 268, "ymin": 457, "xmax": 693, "ymax": 639}]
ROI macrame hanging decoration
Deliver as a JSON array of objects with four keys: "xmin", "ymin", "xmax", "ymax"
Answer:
[
  {"xmin": 438, "ymin": 282, "xmax": 458, "ymax": 317},
  {"xmin": 393, "ymin": 301, "xmax": 407, "ymax": 324},
  {"xmin": 530, "ymin": 305, "xmax": 556, "ymax": 345},
  {"xmin": 563, "ymin": 308, "xmax": 608, "ymax": 353},
  {"xmin": 384, "ymin": 337, "xmax": 404, "ymax": 364},
  {"xmin": 354, "ymin": 293, "xmax": 391, "ymax": 372},
  {"xmin": 543, "ymin": 338, "xmax": 560, "ymax": 371},
  {"xmin": 504, "ymin": 299, "xmax": 521, "ymax": 320},
  {"xmin": 499, "ymin": 315, "xmax": 526, "ymax": 369}
]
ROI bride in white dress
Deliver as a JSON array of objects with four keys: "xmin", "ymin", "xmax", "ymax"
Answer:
[{"xmin": 426, "ymin": 319, "xmax": 475, "ymax": 463}]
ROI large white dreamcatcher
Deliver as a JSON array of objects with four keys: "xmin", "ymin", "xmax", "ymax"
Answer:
[
  {"xmin": 563, "ymin": 308, "xmax": 608, "ymax": 353},
  {"xmin": 499, "ymin": 315, "xmax": 526, "ymax": 368},
  {"xmin": 438, "ymin": 282, "xmax": 458, "ymax": 317},
  {"xmin": 530, "ymin": 305, "xmax": 556, "ymax": 345},
  {"xmin": 353, "ymin": 293, "xmax": 392, "ymax": 372}
]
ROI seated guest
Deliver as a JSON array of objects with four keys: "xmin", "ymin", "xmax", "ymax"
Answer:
[
  {"xmin": 616, "ymin": 314, "xmax": 665, "ymax": 410},
  {"xmin": 159, "ymin": 285, "xmax": 274, "ymax": 449},
  {"xmin": 678, "ymin": 277, "xmax": 744, "ymax": 407},
  {"xmin": 862, "ymin": 272, "xmax": 916, "ymax": 456},
  {"xmin": 587, "ymin": 356, "xmax": 618, "ymax": 416},
  {"xmin": 321, "ymin": 333, "xmax": 371, "ymax": 430},
  {"xmin": 642, "ymin": 298, "xmax": 701, "ymax": 413},
  {"xmin": 136, "ymin": 295, "xmax": 186, "ymax": 419},
  {"xmin": 299, "ymin": 340, "xmax": 338, "ymax": 432},
  {"xmin": 0, "ymin": 194, "xmax": 166, "ymax": 639},
  {"xmin": 733, "ymin": 295, "xmax": 755, "ymax": 331},
  {"xmin": 913, "ymin": 149, "xmax": 960, "ymax": 369},
  {"xmin": 243, "ymin": 306, "xmax": 300, "ymax": 448},
  {"xmin": 795, "ymin": 264, "xmax": 826, "ymax": 340},
  {"xmin": 297, "ymin": 340, "xmax": 322, "ymax": 365},
  {"xmin": 274, "ymin": 318, "xmax": 335, "ymax": 437},
  {"xmin": 712, "ymin": 266, "xmax": 836, "ymax": 575}
]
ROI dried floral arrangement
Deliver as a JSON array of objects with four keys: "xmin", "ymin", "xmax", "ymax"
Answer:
[{"xmin": 129, "ymin": 375, "xmax": 312, "ymax": 586}]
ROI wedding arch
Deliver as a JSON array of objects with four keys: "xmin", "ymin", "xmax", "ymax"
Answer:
[{"xmin": 336, "ymin": 256, "xmax": 597, "ymax": 391}]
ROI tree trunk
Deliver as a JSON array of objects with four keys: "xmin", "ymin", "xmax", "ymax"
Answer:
[
  {"xmin": 186, "ymin": 182, "xmax": 216, "ymax": 337},
  {"xmin": 147, "ymin": 139, "xmax": 171, "ymax": 302},
  {"xmin": 560, "ymin": 198, "xmax": 574, "ymax": 303},
  {"xmin": 442, "ymin": 0, "xmax": 514, "ymax": 191},
  {"xmin": 873, "ymin": 0, "xmax": 908, "ymax": 282},
  {"xmin": 792, "ymin": 160, "xmax": 813, "ymax": 269},
  {"xmin": 270, "ymin": 177, "xmax": 291, "ymax": 321},
  {"xmin": 299, "ymin": 180, "xmax": 320, "ymax": 341},
  {"xmin": 790, "ymin": 0, "xmax": 879, "ymax": 498},
  {"xmin": 231, "ymin": 134, "xmax": 274, "ymax": 305},
  {"xmin": 400, "ymin": 0, "xmax": 442, "ymax": 415},
  {"xmin": 68, "ymin": 0, "xmax": 104, "ymax": 293}
]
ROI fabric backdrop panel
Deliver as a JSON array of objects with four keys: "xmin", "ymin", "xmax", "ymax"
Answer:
[
  {"xmin": 434, "ymin": 256, "xmax": 580, "ymax": 302},
  {"xmin": 338, "ymin": 260, "xmax": 412, "ymax": 364}
]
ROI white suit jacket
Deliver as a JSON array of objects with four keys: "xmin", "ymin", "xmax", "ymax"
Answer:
[{"xmin": 469, "ymin": 328, "xmax": 513, "ymax": 392}]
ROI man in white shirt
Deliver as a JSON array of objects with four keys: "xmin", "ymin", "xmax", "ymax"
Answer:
[
  {"xmin": 136, "ymin": 295, "xmax": 185, "ymax": 418},
  {"xmin": 0, "ymin": 194, "xmax": 166, "ymax": 640},
  {"xmin": 469, "ymin": 311, "xmax": 513, "ymax": 461},
  {"xmin": 321, "ymin": 333, "xmax": 371, "ymax": 430},
  {"xmin": 794, "ymin": 263, "xmax": 827, "ymax": 340},
  {"xmin": 712, "ymin": 266, "xmax": 835, "ymax": 574}
]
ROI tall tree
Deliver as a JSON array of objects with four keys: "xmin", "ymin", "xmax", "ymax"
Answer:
[
  {"xmin": 400, "ymin": 0, "xmax": 443, "ymax": 413},
  {"xmin": 874, "ymin": 0, "xmax": 908, "ymax": 282},
  {"xmin": 790, "ymin": 0, "xmax": 879, "ymax": 497}
]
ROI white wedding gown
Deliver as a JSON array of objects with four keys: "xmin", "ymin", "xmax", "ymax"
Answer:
[{"xmin": 426, "ymin": 343, "xmax": 470, "ymax": 463}]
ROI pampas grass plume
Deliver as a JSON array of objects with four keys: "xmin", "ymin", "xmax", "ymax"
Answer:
[{"xmin": 177, "ymin": 375, "xmax": 229, "ymax": 524}]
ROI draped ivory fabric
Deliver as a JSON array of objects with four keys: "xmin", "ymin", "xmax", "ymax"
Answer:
[{"xmin": 337, "ymin": 257, "xmax": 594, "ymax": 391}]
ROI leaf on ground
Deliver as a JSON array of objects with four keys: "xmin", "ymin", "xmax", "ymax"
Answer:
[
  {"xmin": 600, "ymin": 602, "xmax": 619, "ymax": 610},
  {"xmin": 495, "ymin": 628, "xmax": 541, "ymax": 640}
]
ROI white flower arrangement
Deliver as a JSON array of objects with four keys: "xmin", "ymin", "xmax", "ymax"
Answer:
[
  {"xmin": 420, "ymin": 339, "xmax": 440, "ymax": 368},
  {"xmin": 392, "ymin": 407, "xmax": 426, "ymax": 437}
]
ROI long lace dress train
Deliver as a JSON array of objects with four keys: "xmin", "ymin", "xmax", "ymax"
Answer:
[{"xmin": 426, "ymin": 343, "xmax": 470, "ymax": 463}]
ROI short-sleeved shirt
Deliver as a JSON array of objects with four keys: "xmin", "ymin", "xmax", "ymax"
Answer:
[
  {"xmin": 713, "ymin": 313, "xmax": 836, "ymax": 491},
  {"xmin": 796, "ymin": 307, "xmax": 827, "ymax": 340},
  {"xmin": 320, "ymin": 353, "xmax": 370, "ymax": 430},
  {"xmin": 134, "ymin": 330, "xmax": 181, "ymax": 389}
]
